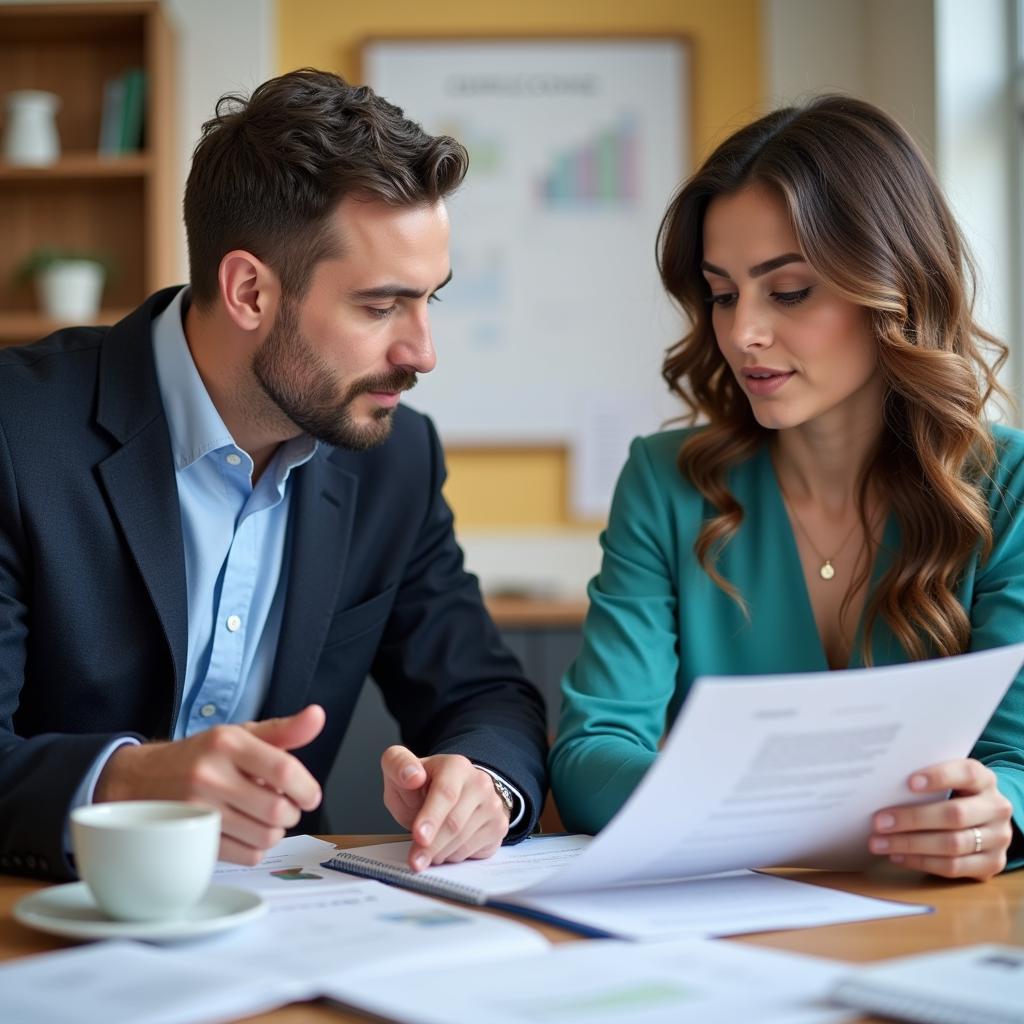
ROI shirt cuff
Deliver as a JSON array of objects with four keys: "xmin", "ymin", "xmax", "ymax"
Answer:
[
  {"xmin": 64, "ymin": 737, "xmax": 142, "ymax": 855},
  {"xmin": 472, "ymin": 764, "xmax": 525, "ymax": 830}
]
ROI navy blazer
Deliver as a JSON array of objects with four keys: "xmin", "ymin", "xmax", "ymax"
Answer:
[{"xmin": 0, "ymin": 288, "xmax": 548, "ymax": 879}]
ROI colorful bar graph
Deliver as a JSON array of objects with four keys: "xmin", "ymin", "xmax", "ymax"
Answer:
[{"xmin": 537, "ymin": 115, "xmax": 639, "ymax": 206}]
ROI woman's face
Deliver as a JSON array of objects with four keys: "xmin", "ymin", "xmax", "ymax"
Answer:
[{"xmin": 701, "ymin": 184, "xmax": 883, "ymax": 433}]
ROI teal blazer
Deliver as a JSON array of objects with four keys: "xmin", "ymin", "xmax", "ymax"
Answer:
[{"xmin": 550, "ymin": 425, "xmax": 1024, "ymax": 869}]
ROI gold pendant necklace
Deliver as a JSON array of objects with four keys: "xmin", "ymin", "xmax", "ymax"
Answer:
[{"xmin": 780, "ymin": 492, "xmax": 861, "ymax": 582}]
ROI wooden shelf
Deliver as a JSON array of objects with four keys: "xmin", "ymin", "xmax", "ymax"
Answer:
[
  {"xmin": 0, "ymin": 153, "xmax": 151, "ymax": 181},
  {"xmin": 0, "ymin": 308, "xmax": 134, "ymax": 346},
  {"xmin": 0, "ymin": 2, "xmax": 176, "ymax": 325}
]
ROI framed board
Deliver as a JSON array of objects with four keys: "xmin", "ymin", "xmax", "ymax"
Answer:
[{"xmin": 362, "ymin": 36, "xmax": 691, "ymax": 454}]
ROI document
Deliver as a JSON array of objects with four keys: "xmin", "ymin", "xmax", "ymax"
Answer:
[
  {"xmin": 831, "ymin": 943, "xmax": 1024, "ymax": 1024},
  {"xmin": 324, "ymin": 643, "xmax": 1024, "ymax": 938},
  {"xmin": 0, "ymin": 940, "xmax": 299, "ymax": 1024},
  {"xmin": 323, "ymin": 836, "xmax": 924, "ymax": 939},
  {"xmin": 324, "ymin": 935, "xmax": 859, "ymax": 1024},
  {"xmin": 545, "ymin": 642, "xmax": 1024, "ymax": 887},
  {"xmin": 211, "ymin": 834, "xmax": 350, "ymax": 896},
  {"xmin": 187, "ymin": 879, "xmax": 550, "ymax": 986}
]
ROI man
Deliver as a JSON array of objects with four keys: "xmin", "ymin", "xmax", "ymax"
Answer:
[{"xmin": 0, "ymin": 70, "xmax": 547, "ymax": 881}]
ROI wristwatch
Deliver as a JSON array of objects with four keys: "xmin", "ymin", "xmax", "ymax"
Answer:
[{"xmin": 489, "ymin": 775, "xmax": 515, "ymax": 819}]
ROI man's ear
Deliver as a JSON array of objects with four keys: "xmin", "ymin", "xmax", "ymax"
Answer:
[{"xmin": 218, "ymin": 250, "xmax": 278, "ymax": 332}]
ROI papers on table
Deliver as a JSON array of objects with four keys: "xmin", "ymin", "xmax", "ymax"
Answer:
[
  {"xmin": 831, "ymin": 943, "xmax": 1024, "ymax": 1024},
  {"xmin": 0, "ymin": 941, "xmax": 294, "ymax": 1024},
  {"xmin": 0, "ymin": 873, "xmax": 550, "ymax": 1024},
  {"xmin": 328, "ymin": 836, "xmax": 926, "ymax": 940},
  {"xmin": 0, "ymin": 924, "xmax": 861, "ymax": 1024},
  {"xmin": 324, "ymin": 936, "xmax": 859, "ymax": 1024},
  {"xmin": 211, "ymin": 834, "xmax": 348, "ymax": 895},
  {"xmin": 509, "ymin": 867, "xmax": 926, "ymax": 941},
  {"xmin": 191, "ymin": 878, "xmax": 550, "ymax": 986}
]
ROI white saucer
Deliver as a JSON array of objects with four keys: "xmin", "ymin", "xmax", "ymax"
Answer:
[{"xmin": 13, "ymin": 882, "xmax": 266, "ymax": 942}]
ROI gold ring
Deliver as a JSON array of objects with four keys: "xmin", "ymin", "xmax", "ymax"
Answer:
[{"xmin": 972, "ymin": 826, "xmax": 983, "ymax": 854}]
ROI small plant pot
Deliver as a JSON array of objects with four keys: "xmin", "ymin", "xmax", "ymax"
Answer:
[{"xmin": 36, "ymin": 259, "xmax": 105, "ymax": 321}]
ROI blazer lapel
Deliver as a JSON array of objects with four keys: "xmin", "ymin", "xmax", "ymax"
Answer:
[
  {"xmin": 94, "ymin": 291, "xmax": 189, "ymax": 721},
  {"xmin": 261, "ymin": 450, "xmax": 358, "ymax": 718}
]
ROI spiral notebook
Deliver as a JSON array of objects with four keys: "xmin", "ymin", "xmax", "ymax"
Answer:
[
  {"xmin": 321, "ymin": 834, "xmax": 928, "ymax": 940},
  {"xmin": 831, "ymin": 944, "xmax": 1024, "ymax": 1024}
]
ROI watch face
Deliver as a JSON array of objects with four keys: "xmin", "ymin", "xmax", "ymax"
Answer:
[{"xmin": 493, "ymin": 778, "xmax": 514, "ymax": 815}]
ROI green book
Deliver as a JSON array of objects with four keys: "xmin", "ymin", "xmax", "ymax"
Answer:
[{"xmin": 118, "ymin": 68, "xmax": 146, "ymax": 153}]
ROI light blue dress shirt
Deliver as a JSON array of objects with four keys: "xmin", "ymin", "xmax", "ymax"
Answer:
[{"xmin": 153, "ymin": 287, "xmax": 317, "ymax": 737}]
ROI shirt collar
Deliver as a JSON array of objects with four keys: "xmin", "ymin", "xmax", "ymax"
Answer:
[{"xmin": 152, "ymin": 287, "xmax": 318, "ymax": 477}]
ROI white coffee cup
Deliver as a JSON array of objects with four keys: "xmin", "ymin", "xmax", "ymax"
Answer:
[{"xmin": 70, "ymin": 801, "xmax": 220, "ymax": 922}]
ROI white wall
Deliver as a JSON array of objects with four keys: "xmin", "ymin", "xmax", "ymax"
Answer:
[
  {"xmin": 934, "ymin": 0, "xmax": 1019, "ymax": 409},
  {"xmin": 762, "ymin": 0, "xmax": 935, "ymax": 156},
  {"xmin": 162, "ymin": 0, "xmax": 274, "ymax": 281},
  {"xmin": 763, "ymin": 0, "xmax": 1020, "ymax": 416}
]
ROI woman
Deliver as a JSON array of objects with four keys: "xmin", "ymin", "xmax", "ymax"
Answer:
[{"xmin": 549, "ymin": 95, "xmax": 1024, "ymax": 881}]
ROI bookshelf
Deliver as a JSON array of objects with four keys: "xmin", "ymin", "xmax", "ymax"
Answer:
[{"xmin": 0, "ymin": 2, "xmax": 175, "ymax": 347}]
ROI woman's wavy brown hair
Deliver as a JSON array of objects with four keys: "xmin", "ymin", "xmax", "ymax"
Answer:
[{"xmin": 657, "ymin": 94, "xmax": 1008, "ymax": 662}]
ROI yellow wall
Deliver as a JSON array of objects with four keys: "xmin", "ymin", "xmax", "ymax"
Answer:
[{"xmin": 277, "ymin": 0, "xmax": 763, "ymax": 528}]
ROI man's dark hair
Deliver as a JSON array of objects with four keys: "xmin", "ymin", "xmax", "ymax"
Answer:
[{"xmin": 183, "ymin": 68, "xmax": 469, "ymax": 307}]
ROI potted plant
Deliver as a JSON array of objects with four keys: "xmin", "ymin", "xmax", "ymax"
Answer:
[{"xmin": 14, "ymin": 247, "xmax": 112, "ymax": 322}]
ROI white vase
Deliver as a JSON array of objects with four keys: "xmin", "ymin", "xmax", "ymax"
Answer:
[
  {"xmin": 36, "ymin": 260, "xmax": 105, "ymax": 321},
  {"xmin": 3, "ymin": 90, "xmax": 61, "ymax": 166}
]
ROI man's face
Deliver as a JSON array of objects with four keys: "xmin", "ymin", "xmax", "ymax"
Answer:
[{"xmin": 253, "ymin": 196, "xmax": 451, "ymax": 451}]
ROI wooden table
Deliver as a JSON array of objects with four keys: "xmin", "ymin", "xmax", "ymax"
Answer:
[
  {"xmin": 484, "ymin": 594, "xmax": 589, "ymax": 628},
  {"xmin": 2, "ymin": 836, "xmax": 1022, "ymax": 1023}
]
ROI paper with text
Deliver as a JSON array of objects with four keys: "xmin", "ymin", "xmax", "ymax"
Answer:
[{"xmin": 533, "ymin": 643, "xmax": 1024, "ymax": 892}]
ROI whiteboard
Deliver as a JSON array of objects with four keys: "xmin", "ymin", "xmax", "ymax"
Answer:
[{"xmin": 364, "ymin": 38, "xmax": 690, "ymax": 447}]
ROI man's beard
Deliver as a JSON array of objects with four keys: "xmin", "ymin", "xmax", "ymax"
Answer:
[{"xmin": 253, "ymin": 298, "xmax": 416, "ymax": 452}]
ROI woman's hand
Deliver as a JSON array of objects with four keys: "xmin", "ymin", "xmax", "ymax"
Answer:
[{"xmin": 869, "ymin": 759, "xmax": 1014, "ymax": 881}]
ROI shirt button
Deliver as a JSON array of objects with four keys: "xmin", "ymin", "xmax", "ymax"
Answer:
[
  {"xmin": 200, "ymin": 703, "xmax": 217, "ymax": 718},
  {"xmin": 226, "ymin": 614, "xmax": 242, "ymax": 632},
  {"xmin": 226, "ymin": 453, "xmax": 242, "ymax": 466}
]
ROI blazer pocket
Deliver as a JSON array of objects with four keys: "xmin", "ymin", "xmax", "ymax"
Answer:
[{"xmin": 321, "ymin": 584, "xmax": 398, "ymax": 650}]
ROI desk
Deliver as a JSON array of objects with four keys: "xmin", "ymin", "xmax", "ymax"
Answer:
[
  {"xmin": 484, "ymin": 595, "xmax": 588, "ymax": 629},
  {"xmin": 2, "ymin": 836, "xmax": 1022, "ymax": 1023}
]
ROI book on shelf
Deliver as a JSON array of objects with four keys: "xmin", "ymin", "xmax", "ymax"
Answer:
[
  {"xmin": 98, "ymin": 76, "xmax": 124, "ymax": 156},
  {"xmin": 119, "ymin": 68, "xmax": 146, "ymax": 153},
  {"xmin": 97, "ymin": 68, "xmax": 146, "ymax": 156}
]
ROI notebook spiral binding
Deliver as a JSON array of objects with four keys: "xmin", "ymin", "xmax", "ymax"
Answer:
[{"xmin": 322, "ymin": 852, "xmax": 489, "ymax": 905}]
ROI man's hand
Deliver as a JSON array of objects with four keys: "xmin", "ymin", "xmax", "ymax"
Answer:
[
  {"xmin": 869, "ymin": 758, "xmax": 1014, "ymax": 881},
  {"xmin": 380, "ymin": 746, "xmax": 511, "ymax": 872},
  {"xmin": 95, "ymin": 705, "xmax": 326, "ymax": 865}
]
